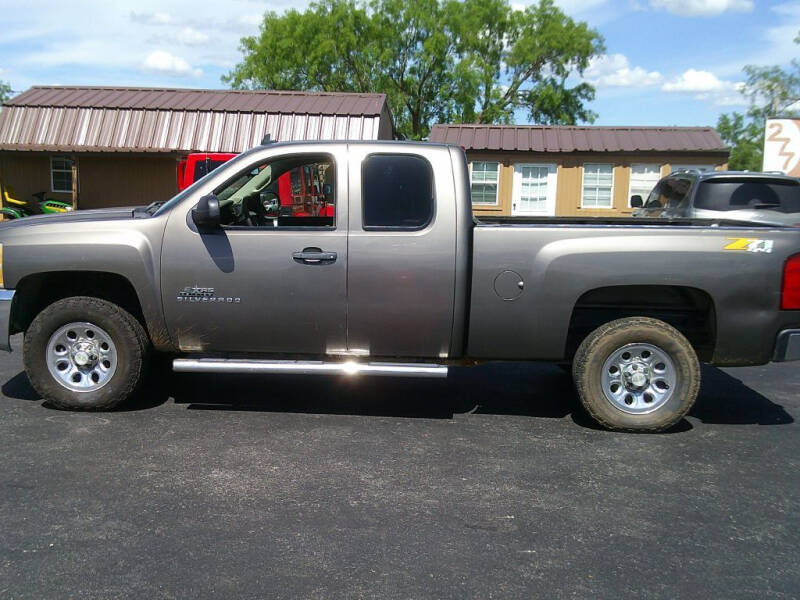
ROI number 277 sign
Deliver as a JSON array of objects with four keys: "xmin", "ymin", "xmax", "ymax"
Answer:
[{"xmin": 763, "ymin": 119, "xmax": 800, "ymax": 176}]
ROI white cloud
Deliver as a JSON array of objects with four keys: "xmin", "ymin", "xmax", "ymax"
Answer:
[
  {"xmin": 706, "ymin": 94, "xmax": 747, "ymax": 107},
  {"xmin": 703, "ymin": 1, "xmax": 800, "ymax": 79},
  {"xmin": 773, "ymin": 1, "xmax": 800, "ymax": 17},
  {"xmin": 761, "ymin": 3, "xmax": 800, "ymax": 63},
  {"xmin": 2, "ymin": 0, "xmax": 282, "ymax": 87},
  {"xmin": 177, "ymin": 27, "xmax": 210, "ymax": 46},
  {"xmin": 130, "ymin": 11, "xmax": 174, "ymax": 25},
  {"xmin": 649, "ymin": 0, "xmax": 753, "ymax": 16},
  {"xmin": 553, "ymin": 0, "xmax": 609, "ymax": 13},
  {"xmin": 238, "ymin": 15, "xmax": 262, "ymax": 27},
  {"xmin": 662, "ymin": 69, "xmax": 736, "ymax": 92},
  {"xmin": 662, "ymin": 69, "xmax": 747, "ymax": 107},
  {"xmin": 142, "ymin": 50, "xmax": 202, "ymax": 77},
  {"xmin": 585, "ymin": 53, "xmax": 662, "ymax": 87}
]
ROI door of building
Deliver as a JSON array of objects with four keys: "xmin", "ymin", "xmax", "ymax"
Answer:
[{"xmin": 511, "ymin": 163, "xmax": 557, "ymax": 216}]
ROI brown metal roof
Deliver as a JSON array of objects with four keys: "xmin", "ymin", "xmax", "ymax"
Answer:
[
  {"xmin": 0, "ymin": 86, "xmax": 392, "ymax": 153},
  {"xmin": 430, "ymin": 124, "xmax": 728, "ymax": 154},
  {"xmin": 7, "ymin": 86, "xmax": 387, "ymax": 116}
]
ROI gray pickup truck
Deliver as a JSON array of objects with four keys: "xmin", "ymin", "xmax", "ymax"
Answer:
[
  {"xmin": 632, "ymin": 170, "xmax": 800, "ymax": 226},
  {"xmin": 1, "ymin": 140, "xmax": 799, "ymax": 431}
]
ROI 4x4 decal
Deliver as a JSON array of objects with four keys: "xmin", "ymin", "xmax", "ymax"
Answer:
[{"xmin": 724, "ymin": 238, "xmax": 774, "ymax": 253}]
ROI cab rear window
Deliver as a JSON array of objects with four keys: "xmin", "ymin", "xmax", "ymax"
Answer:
[
  {"xmin": 694, "ymin": 179, "xmax": 800, "ymax": 213},
  {"xmin": 362, "ymin": 154, "xmax": 434, "ymax": 230}
]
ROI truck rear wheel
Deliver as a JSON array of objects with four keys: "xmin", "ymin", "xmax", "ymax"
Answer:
[
  {"xmin": 572, "ymin": 317, "xmax": 700, "ymax": 432},
  {"xmin": 23, "ymin": 297, "xmax": 149, "ymax": 411}
]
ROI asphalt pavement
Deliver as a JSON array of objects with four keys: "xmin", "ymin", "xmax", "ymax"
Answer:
[{"xmin": 1, "ymin": 333, "xmax": 798, "ymax": 599}]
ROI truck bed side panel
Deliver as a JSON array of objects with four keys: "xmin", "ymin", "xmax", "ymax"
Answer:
[{"xmin": 468, "ymin": 223, "xmax": 800, "ymax": 365}]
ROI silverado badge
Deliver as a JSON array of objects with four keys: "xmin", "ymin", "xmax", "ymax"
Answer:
[{"xmin": 176, "ymin": 286, "xmax": 241, "ymax": 303}]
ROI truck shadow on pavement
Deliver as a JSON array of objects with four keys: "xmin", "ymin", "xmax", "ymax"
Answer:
[{"xmin": 2, "ymin": 362, "xmax": 793, "ymax": 430}]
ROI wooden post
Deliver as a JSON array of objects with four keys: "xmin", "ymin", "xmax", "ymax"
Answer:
[
  {"xmin": 71, "ymin": 156, "xmax": 78, "ymax": 210},
  {"xmin": 0, "ymin": 154, "xmax": 5, "ymax": 221}
]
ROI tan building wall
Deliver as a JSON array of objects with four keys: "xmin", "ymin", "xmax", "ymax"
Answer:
[
  {"xmin": 0, "ymin": 153, "xmax": 72, "ymax": 206},
  {"xmin": 467, "ymin": 151, "xmax": 729, "ymax": 218},
  {"xmin": 78, "ymin": 156, "xmax": 178, "ymax": 209},
  {"xmin": 0, "ymin": 153, "xmax": 179, "ymax": 211}
]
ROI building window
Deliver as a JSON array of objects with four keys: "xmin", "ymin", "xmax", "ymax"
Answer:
[
  {"xmin": 581, "ymin": 163, "xmax": 614, "ymax": 208},
  {"xmin": 629, "ymin": 164, "xmax": 661, "ymax": 206},
  {"xmin": 470, "ymin": 161, "xmax": 500, "ymax": 205},
  {"xmin": 51, "ymin": 157, "xmax": 74, "ymax": 193}
]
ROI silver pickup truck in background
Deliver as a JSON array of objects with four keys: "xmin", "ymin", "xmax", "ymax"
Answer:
[
  {"xmin": 0, "ymin": 140, "xmax": 799, "ymax": 431},
  {"xmin": 632, "ymin": 170, "xmax": 800, "ymax": 226}
]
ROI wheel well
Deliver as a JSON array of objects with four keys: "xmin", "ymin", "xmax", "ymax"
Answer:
[
  {"xmin": 566, "ymin": 285, "xmax": 716, "ymax": 362},
  {"xmin": 11, "ymin": 271, "xmax": 146, "ymax": 336}
]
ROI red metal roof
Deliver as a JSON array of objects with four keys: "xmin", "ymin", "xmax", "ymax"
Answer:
[
  {"xmin": 430, "ymin": 124, "xmax": 728, "ymax": 154},
  {"xmin": 0, "ymin": 86, "xmax": 393, "ymax": 153},
  {"xmin": 7, "ymin": 86, "xmax": 387, "ymax": 116}
]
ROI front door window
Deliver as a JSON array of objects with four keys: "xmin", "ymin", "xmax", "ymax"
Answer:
[{"xmin": 215, "ymin": 154, "xmax": 335, "ymax": 228}]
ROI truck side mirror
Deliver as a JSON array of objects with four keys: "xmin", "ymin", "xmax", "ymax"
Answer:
[
  {"xmin": 192, "ymin": 194, "xmax": 220, "ymax": 229},
  {"xmin": 630, "ymin": 195, "xmax": 643, "ymax": 208}
]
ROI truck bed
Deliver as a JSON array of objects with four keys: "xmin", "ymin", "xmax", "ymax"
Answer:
[
  {"xmin": 476, "ymin": 216, "xmax": 781, "ymax": 228},
  {"xmin": 467, "ymin": 217, "xmax": 800, "ymax": 365}
]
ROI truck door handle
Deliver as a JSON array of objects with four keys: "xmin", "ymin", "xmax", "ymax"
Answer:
[{"xmin": 292, "ymin": 247, "xmax": 337, "ymax": 265}]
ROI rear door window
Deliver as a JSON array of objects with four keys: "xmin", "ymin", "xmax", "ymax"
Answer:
[
  {"xmin": 694, "ymin": 179, "xmax": 800, "ymax": 213},
  {"xmin": 362, "ymin": 154, "xmax": 434, "ymax": 229}
]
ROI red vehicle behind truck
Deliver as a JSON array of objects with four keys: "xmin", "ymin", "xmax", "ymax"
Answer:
[
  {"xmin": 177, "ymin": 153, "xmax": 238, "ymax": 192},
  {"xmin": 177, "ymin": 152, "xmax": 333, "ymax": 218}
]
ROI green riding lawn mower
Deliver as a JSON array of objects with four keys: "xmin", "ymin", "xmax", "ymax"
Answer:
[{"xmin": 1, "ymin": 180, "xmax": 73, "ymax": 219}]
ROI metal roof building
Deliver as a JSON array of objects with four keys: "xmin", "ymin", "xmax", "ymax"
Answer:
[
  {"xmin": 430, "ymin": 124, "xmax": 727, "ymax": 154},
  {"xmin": 0, "ymin": 86, "xmax": 394, "ymax": 210},
  {"xmin": 0, "ymin": 86, "xmax": 394, "ymax": 153},
  {"xmin": 430, "ymin": 124, "xmax": 729, "ymax": 218}
]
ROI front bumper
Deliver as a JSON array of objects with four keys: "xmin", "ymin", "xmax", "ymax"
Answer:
[
  {"xmin": 0, "ymin": 289, "xmax": 14, "ymax": 352},
  {"xmin": 774, "ymin": 329, "xmax": 800, "ymax": 362}
]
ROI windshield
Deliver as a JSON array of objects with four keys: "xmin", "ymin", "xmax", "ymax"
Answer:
[
  {"xmin": 644, "ymin": 177, "xmax": 693, "ymax": 209},
  {"xmin": 693, "ymin": 179, "xmax": 800, "ymax": 213}
]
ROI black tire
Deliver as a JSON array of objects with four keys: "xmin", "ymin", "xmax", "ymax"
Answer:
[
  {"xmin": 572, "ymin": 317, "xmax": 700, "ymax": 432},
  {"xmin": 23, "ymin": 296, "xmax": 150, "ymax": 411}
]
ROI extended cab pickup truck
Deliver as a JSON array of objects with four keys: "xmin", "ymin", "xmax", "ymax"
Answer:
[{"xmin": 1, "ymin": 140, "xmax": 799, "ymax": 431}]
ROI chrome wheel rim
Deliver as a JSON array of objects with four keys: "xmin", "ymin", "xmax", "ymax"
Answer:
[
  {"xmin": 601, "ymin": 343, "xmax": 676, "ymax": 414},
  {"xmin": 46, "ymin": 322, "xmax": 117, "ymax": 392}
]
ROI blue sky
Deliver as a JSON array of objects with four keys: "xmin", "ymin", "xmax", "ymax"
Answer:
[{"xmin": 0, "ymin": 0, "xmax": 797, "ymax": 127}]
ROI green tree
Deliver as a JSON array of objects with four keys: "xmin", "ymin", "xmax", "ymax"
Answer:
[
  {"xmin": 716, "ymin": 112, "xmax": 764, "ymax": 172},
  {"xmin": 224, "ymin": 0, "xmax": 604, "ymax": 139},
  {"xmin": 0, "ymin": 81, "xmax": 12, "ymax": 105},
  {"xmin": 716, "ymin": 33, "xmax": 800, "ymax": 171}
]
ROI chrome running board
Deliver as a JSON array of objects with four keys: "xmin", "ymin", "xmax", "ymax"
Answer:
[{"xmin": 172, "ymin": 358, "xmax": 448, "ymax": 378}]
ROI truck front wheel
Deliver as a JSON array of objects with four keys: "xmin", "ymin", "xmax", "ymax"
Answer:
[
  {"xmin": 572, "ymin": 317, "xmax": 700, "ymax": 432},
  {"xmin": 23, "ymin": 297, "xmax": 149, "ymax": 410}
]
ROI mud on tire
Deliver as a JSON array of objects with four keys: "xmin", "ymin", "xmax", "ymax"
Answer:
[
  {"xmin": 23, "ymin": 296, "xmax": 149, "ymax": 411},
  {"xmin": 572, "ymin": 317, "xmax": 700, "ymax": 432}
]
